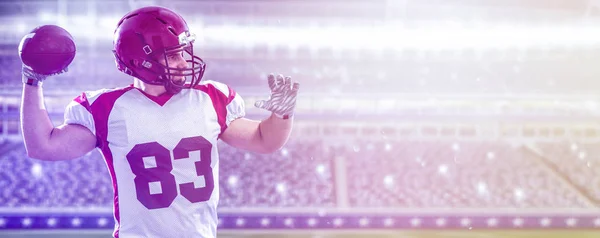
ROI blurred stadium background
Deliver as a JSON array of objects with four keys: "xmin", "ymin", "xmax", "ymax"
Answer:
[{"xmin": 2, "ymin": 0, "xmax": 600, "ymax": 237}]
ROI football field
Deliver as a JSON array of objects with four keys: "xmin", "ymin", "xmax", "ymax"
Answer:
[
  {"xmin": 1, "ymin": 230, "xmax": 599, "ymax": 238},
  {"xmin": 220, "ymin": 230, "xmax": 600, "ymax": 238}
]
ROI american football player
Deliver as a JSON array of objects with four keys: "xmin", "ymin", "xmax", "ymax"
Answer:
[{"xmin": 20, "ymin": 6, "xmax": 298, "ymax": 238}]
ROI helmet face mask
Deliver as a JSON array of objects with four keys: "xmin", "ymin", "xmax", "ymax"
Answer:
[
  {"xmin": 161, "ymin": 32, "xmax": 206, "ymax": 92},
  {"xmin": 112, "ymin": 6, "xmax": 206, "ymax": 94}
]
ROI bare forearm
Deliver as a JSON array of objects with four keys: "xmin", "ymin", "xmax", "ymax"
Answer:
[
  {"xmin": 258, "ymin": 113, "xmax": 293, "ymax": 151},
  {"xmin": 20, "ymin": 83, "xmax": 54, "ymax": 158}
]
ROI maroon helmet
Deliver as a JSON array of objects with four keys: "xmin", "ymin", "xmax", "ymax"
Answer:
[{"xmin": 112, "ymin": 6, "xmax": 205, "ymax": 94}]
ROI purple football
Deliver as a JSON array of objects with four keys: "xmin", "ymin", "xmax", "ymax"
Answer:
[{"xmin": 18, "ymin": 25, "xmax": 76, "ymax": 75}]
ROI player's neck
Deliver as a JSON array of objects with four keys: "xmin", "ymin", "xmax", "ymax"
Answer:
[{"xmin": 133, "ymin": 78, "xmax": 167, "ymax": 96}]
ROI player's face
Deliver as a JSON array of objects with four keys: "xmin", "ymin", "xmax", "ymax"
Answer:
[{"xmin": 160, "ymin": 50, "xmax": 189, "ymax": 84}]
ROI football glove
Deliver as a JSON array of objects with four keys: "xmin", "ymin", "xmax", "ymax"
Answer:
[
  {"xmin": 254, "ymin": 73, "xmax": 299, "ymax": 119},
  {"xmin": 22, "ymin": 65, "xmax": 68, "ymax": 86}
]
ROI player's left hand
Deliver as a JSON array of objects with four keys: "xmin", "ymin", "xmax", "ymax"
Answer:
[{"xmin": 255, "ymin": 73, "xmax": 299, "ymax": 119}]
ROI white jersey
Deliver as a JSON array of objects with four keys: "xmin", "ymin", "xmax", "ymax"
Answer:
[{"xmin": 64, "ymin": 80, "xmax": 245, "ymax": 238}]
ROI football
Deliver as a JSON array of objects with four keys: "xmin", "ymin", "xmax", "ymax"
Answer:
[{"xmin": 18, "ymin": 25, "xmax": 76, "ymax": 75}]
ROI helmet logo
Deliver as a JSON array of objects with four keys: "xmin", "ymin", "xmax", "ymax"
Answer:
[
  {"xmin": 141, "ymin": 61, "xmax": 152, "ymax": 69},
  {"xmin": 178, "ymin": 31, "xmax": 196, "ymax": 46},
  {"xmin": 143, "ymin": 45, "xmax": 152, "ymax": 55}
]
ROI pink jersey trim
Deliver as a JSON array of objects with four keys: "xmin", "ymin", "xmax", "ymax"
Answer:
[
  {"xmin": 133, "ymin": 86, "xmax": 175, "ymax": 106},
  {"xmin": 73, "ymin": 92, "xmax": 92, "ymax": 113},
  {"xmin": 192, "ymin": 84, "xmax": 236, "ymax": 138},
  {"xmin": 227, "ymin": 86, "xmax": 235, "ymax": 103},
  {"xmin": 89, "ymin": 85, "xmax": 134, "ymax": 238}
]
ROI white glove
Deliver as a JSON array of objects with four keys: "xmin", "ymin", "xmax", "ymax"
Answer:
[
  {"xmin": 22, "ymin": 65, "xmax": 68, "ymax": 86},
  {"xmin": 254, "ymin": 73, "xmax": 299, "ymax": 119}
]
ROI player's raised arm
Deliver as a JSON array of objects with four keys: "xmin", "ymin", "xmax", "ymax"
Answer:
[{"xmin": 19, "ymin": 25, "xmax": 96, "ymax": 161}]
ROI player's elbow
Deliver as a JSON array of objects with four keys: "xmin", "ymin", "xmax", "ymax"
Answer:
[
  {"xmin": 29, "ymin": 152, "xmax": 66, "ymax": 161},
  {"xmin": 257, "ymin": 141, "xmax": 286, "ymax": 154},
  {"xmin": 26, "ymin": 147, "xmax": 49, "ymax": 160},
  {"xmin": 25, "ymin": 145, "xmax": 61, "ymax": 161}
]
